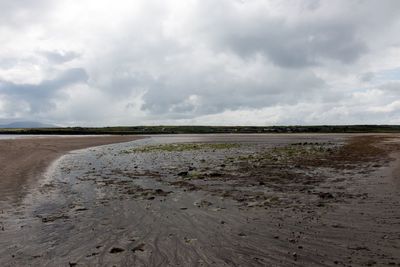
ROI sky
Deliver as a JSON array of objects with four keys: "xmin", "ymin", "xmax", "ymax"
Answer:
[{"xmin": 0, "ymin": 0, "xmax": 400, "ymax": 126}]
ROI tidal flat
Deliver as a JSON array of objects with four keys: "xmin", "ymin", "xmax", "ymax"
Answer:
[{"xmin": 0, "ymin": 134, "xmax": 400, "ymax": 266}]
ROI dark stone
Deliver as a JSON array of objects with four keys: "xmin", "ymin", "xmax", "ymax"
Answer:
[
  {"xmin": 318, "ymin": 192, "xmax": 334, "ymax": 199},
  {"xmin": 109, "ymin": 247, "xmax": 125, "ymax": 254}
]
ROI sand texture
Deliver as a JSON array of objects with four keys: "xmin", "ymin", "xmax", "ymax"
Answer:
[
  {"xmin": 0, "ymin": 135, "xmax": 144, "ymax": 204},
  {"xmin": 0, "ymin": 134, "xmax": 399, "ymax": 266}
]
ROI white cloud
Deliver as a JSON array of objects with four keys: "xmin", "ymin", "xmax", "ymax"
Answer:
[{"xmin": 369, "ymin": 100, "xmax": 400, "ymax": 113}]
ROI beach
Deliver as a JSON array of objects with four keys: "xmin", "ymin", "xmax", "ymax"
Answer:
[
  {"xmin": 0, "ymin": 135, "xmax": 144, "ymax": 204},
  {"xmin": 0, "ymin": 134, "xmax": 399, "ymax": 266}
]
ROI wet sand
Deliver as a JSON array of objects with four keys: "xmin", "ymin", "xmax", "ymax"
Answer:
[
  {"xmin": 0, "ymin": 135, "xmax": 144, "ymax": 204},
  {"xmin": 0, "ymin": 134, "xmax": 400, "ymax": 266}
]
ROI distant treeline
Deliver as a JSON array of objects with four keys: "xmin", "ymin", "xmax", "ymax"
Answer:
[{"xmin": 1, "ymin": 125, "xmax": 400, "ymax": 135}]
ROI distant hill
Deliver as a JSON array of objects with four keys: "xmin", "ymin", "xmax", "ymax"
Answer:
[{"xmin": 0, "ymin": 121, "xmax": 57, "ymax": 128}]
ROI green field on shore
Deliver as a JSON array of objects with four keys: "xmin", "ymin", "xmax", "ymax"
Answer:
[{"xmin": 1, "ymin": 125, "xmax": 400, "ymax": 135}]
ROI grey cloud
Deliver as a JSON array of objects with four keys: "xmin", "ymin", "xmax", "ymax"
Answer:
[
  {"xmin": 0, "ymin": 68, "xmax": 88, "ymax": 114},
  {"xmin": 302, "ymin": 0, "xmax": 321, "ymax": 11},
  {"xmin": 377, "ymin": 82, "xmax": 400, "ymax": 97},
  {"xmin": 140, "ymin": 67, "xmax": 326, "ymax": 118},
  {"xmin": 0, "ymin": 0, "xmax": 52, "ymax": 27},
  {"xmin": 195, "ymin": 7, "xmax": 367, "ymax": 68},
  {"xmin": 360, "ymin": 72, "xmax": 375, "ymax": 82},
  {"xmin": 40, "ymin": 50, "xmax": 81, "ymax": 64}
]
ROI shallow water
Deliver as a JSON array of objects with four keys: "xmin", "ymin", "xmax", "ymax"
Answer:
[
  {"xmin": 0, "ymin": 134, "xmax": 24, "ymax": 139},
  {"xmin": 0, "ymin": 134, "xmax": 114, "ymax": 140}
]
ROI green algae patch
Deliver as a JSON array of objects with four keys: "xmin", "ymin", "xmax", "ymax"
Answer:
[
  {"xmin": 233, "ymin": 142, "xmax": 338, "ymax": 166},
  {"xmin": 123, "ymin": 143, "xmax": 240, "ymax": 153}
]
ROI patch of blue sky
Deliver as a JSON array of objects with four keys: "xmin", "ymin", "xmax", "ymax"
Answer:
[{"xmin": 375, "ymin": 67, "xmax": 400, "ymax": 81}]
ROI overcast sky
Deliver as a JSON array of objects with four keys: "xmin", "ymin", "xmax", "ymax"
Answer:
[{"xmin": 0, "ymin": 0, "xmax": 400, "ymax": 126}]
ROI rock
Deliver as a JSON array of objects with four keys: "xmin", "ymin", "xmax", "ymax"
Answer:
[
  {"xmin": 87, "ymin": 252, "xmax": 99, "ymax": 257},
  {"xmin": 178, "ymin": 171, "xmax": 188, "ymax": 176},
  {"xmin": 74, "ymin": 206, "xmax": 88, "ymax": 212},
  {"xmin": 365, "ymin": 260, "xmax": 376, "ymax": 266},
  {"xmin": 39, "ymin": 214, "xmax": 69, "ymax": 223},
  {"xmin": 292, "ymin": 252, "xmax": 297, "ymax": 261},
  {"xmin": 154, "ymin": 189, "xmax": 170, "ymax": 196},
  {"xmin": 109, "ymin": 247, "xmax": 125, "ymax": 254},
  {"xmin": 209, "ymin": 172, "xmax": 222, "ymax": 177},
  {"xmin": 318, "ymin": 192, "xmax": 334, "ymax": 199},
  {"xmin": 195, "ymin": 200, "xmax": 213, "ymax": 208}
]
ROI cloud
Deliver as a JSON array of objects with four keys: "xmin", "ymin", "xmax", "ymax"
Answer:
[
  {"xmin": 0, "ymin": 0, "xmax": 53, "ymax": 27},
  {"xmin": 139, "ymin": 58, "xmax": 327, "ymax": 117},
  {"xmin": 0, "ymin": 68, "xmax": 88, "ymax": 116},
  {"xmin": 194, "ymin": 8, "xmax": 367, "ymax": 68},
  {"xmin": 0, "ymin": 0, "xmax": 400, "ymax": 125},
  {"xmin": 39, "ymin": 50, "xmax": 81, "ymax": 64}
]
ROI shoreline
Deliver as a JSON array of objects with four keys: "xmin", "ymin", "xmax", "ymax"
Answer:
[{"xmin": 0, "ymin": 135, "xmax": 145, "ymax": 204}]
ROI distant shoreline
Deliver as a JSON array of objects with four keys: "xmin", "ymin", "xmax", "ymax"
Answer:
[{"xmin": 1, "ymin": 125, "xmax": 400, "ymax": 135}]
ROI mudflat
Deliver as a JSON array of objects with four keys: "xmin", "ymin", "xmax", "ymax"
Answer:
[
  {"xmin": 1, "ymin": 134, "xmax": 400, "ymax": 266},
  {"xmin": 0, "ymin": 135, "xmax": 144, "ymax": 203}
]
